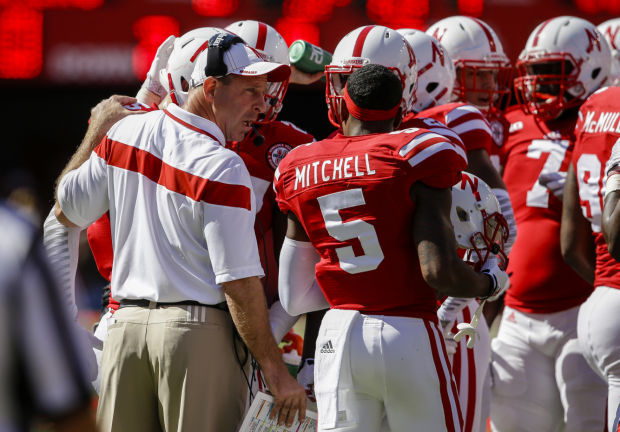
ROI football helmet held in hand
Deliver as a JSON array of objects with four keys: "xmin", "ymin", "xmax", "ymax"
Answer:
[{"xmin": 451, "ymin": 172, "xmax": 509, "ymax": 271}]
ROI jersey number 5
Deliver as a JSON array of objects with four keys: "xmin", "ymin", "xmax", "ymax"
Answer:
[
  {"xmin": 317, "ymin": 188, "xmax": 385, "ymax": 274},
  {"xmin": 526, "ymin": 139, "xmax": 569, "ymax": 208}
]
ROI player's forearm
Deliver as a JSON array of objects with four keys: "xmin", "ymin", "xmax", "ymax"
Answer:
[
  {"xmin": 561, "ymin": 167, "xmax": 595, "ymax": 284},
  {"xmin": 55, "ymin": 121, "xmax": 107, "ymax": 201},
  {"xmin": 223, "ymin": 277, "xmax": 289, "ymax": 376}
]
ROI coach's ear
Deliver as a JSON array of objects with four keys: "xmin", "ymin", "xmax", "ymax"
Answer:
[
  {"xmin": 202, "ymin": 77, "xmax": 217, "ymax": 103},
  {"xmin": 392, "ymin": 107, "xmax": 403, "ymax": 131}
]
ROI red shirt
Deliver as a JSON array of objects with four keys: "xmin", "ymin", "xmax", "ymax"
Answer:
[
  {"xmin": 572, "ymin": 86, "xmax": 620, "ymax": 291},
  {"xmin": 227, "ymin": 120, "xmax": 314, "ymax": 305},
  {"xmin": 501, "ymin": 107, "xmax": 593, "ymax": 313},
  {"xmin": 274, "ymin": 129, "xmax": 467, "ymax": 320},
  {"xmin": 405, "ymin": 102, "xmax": 492, "ymax": 153}
]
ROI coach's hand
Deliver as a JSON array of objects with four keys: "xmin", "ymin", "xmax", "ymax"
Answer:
[
  {"xmin": 88, "ymin": 95, "xmax": 139, "ymax": 144},
  {"xmin": 265, "ymin": 365, "xmax": 307, "ymax": 427}
]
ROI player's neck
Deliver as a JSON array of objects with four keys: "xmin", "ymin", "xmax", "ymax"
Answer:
[{"xmin": 343, "ymin": 119, "xmax": 394, "ymax": 136}]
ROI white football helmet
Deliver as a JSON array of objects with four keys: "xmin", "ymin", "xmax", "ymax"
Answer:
[
  {"xmin": 159, "ymin": 27, "xmax": 226, "ymax": 107},
  {"xmin": 451, "ymin": 172, "xmax": 509, "ymax": 271},
  {"xmin": 515, "ymin": 16, "xmax": 611, "ymax": 120},
  {"xmin": 325, "ymin": 25, "xmax": 417, "ymax": 127},
  {"xmin": 398, "ymin": 28, "xmax": 455, "ymax": 113},
  {"xmin": 226, "ymin": 20, "xmax": 290, "ymax": 122},
  {"xmin": 426, "ymin": 16, "xmax": 512, "ymax": 116},
  {"xmin": 598, "ymin": 18, "xmax": 620, "ymax": 86}
]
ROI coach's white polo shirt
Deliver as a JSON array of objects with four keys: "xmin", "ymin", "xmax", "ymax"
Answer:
[{"xmin": 58, "ymin": 103, "xmax": 264, "ymax": 304}]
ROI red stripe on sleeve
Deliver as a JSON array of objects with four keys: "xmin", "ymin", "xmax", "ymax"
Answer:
[{"xmin": 95, "ymin": 138, "xmax": 252, "ymax": 210}]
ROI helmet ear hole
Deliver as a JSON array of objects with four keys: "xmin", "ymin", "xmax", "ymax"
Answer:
[
  {"xmin": 456, "ymin": 207, "xmax": 469, "ymax": 222},
  {"xmin": 181, "ymin": 77, "xmax": 189, "ymax": 92},
  {"xmin": 426, "ymin": 82, "xmax": 439, "ymax": 93},
  {"xmin": 592, "ymin": 67, "xmax": 601, "ymax": 80}
]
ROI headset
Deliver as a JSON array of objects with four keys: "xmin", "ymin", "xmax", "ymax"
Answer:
[{"xmin": 204, "ymin": 32, "xmax": 245, "ymax": 78}]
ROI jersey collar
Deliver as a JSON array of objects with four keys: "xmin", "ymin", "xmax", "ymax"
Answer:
[{"xmin": 164, "ymin": 103, "xmax": 226, "ymax": 147}]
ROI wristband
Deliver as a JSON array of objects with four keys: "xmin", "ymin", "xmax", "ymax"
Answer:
[
  {"xmin": 482, "ymin": 273, "xmax": 496, "ymax": 299},
  {"xmin": 605, "ymin": 172, "xmax": 620, "ymax": 199}
]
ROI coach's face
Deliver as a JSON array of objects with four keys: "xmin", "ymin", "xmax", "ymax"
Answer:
[{"xmin": 212, "ymin": 74, "xmax": 268, "ymax": 141}]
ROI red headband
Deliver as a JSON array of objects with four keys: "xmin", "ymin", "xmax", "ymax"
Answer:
[{"xmin": 343, "ymin": 84, "xmax": 400, "ymax": 121}]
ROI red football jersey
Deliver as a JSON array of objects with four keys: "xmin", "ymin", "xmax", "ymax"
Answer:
[
  {"xmin": 228, "ymin": 120, "xmax": 314, "ymax": 305},
  {"xmin": 572, "ymin": 86, "xmax": 620, "ymax": 291},
  {"xmin": 501, "ymin": 107, "xmax": 593, "ymax": 313},
  {"xmin": 274, "ymin": 129, "xmax": 467, "ymax": 319},
  {"xmin": 405, "ymin": 102, "xmax": 492, "ymax": 153},
  {"xmin": 487, "ymin": 111, "xmax": 511, "ymax": 172}
]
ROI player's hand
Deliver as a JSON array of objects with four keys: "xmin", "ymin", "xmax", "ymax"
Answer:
[
  {"xmin": 439, "ymin": 320, "xmax": 457, "ymax": 359},
  {"xmin": 143, "ymin": 35, "xmax": 175, "ymax": 99},
  {"xmin": 539, "ymin": 171, "xmax": 567, "ymax": 200},
  {"xmin": 266, "ymin": 365, "xmax": 307, "ymax": 427},
  {"xmin": 480, "ymin": 257, "xmax": 509, "ymax": 301},
  {"xmin": 289, "ymin": 65, "xmax": 324, "ymax": 85},
  {"xmin": 606, "ymin": 138, "xmax": 620, "ymax": 175},
  {"xmin": 88, "ymin": 95, "xmax": 139, "ymax": 140}
]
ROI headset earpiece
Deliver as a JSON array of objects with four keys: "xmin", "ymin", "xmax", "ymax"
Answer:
[{"xmin": 204, "ymin": 33, "xmax": 244, "ymax": 78}]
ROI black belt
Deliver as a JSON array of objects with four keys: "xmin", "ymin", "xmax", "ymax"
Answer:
[{"xmin": 119, "ymin": 299, "xmax": 228, "ymax": 312}]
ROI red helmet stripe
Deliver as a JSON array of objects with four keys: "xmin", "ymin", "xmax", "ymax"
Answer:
[
  {"xmin": 256, "ymin": 22, "xmax": 268, "ymax": 51},
  {"xmin": 472, "ymin": 18, "xmax": 496, "ymax": 52},
  {"xmin": 532, "ymin": 19, "xmax": 552, "ymax": 47},
  {"xmin": 353, "ymin": 26, "xmax": 374, "ymax": 57},
  {"xmin": 190, "ymin": 40, "xmax": 209, "ymax": 62}
]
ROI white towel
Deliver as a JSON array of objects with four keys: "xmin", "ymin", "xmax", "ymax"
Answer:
[{"xmin": 314, "ymin": 309, "xmax": 359, "ymax": 430}]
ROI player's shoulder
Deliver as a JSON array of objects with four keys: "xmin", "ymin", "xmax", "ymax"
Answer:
[
  {"xmin": 264, "ymin": 120, "xmax": 315, "ymax": 144},
  {"xmin": 581, "ymin": 86, "xmax": 620, "ymax": 111},
  {"xmin": 504, "ymin": 105, "xmax": 534, "ymax": 136},
  {"xmin": 385, "ymin": 127, "xmax": 467, "ymax": 161}
]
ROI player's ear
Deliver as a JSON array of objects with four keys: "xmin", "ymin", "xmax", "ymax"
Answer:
[{"xmin": 392, "ymin": 107, "xmax": 403, "ymax": 130}]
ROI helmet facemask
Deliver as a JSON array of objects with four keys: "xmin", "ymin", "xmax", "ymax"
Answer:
[
  {"xmin": 514, "ymin": 54, "xmax": 584, "ymax": 121},
  {"xmin": 454, "ymin": 59, "xmax": 513, "ymax": 117}
]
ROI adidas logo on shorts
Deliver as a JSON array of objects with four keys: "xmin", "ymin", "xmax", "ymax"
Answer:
[{"xmin": 320, "ymin": 340, "xmax": 335, "ymax": 354}]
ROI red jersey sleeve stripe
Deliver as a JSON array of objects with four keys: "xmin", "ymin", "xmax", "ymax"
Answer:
[
  {"xmin": 408, "ymin": 141, "xmax": 467, "ymax": 167},
  {"xmin": 450, "ymin": 118, "xmax": 492, "ymax": 136},
  {"xmin": 95, "ymin": 139, "xmax": 252, "ymax": 210},
  {"xmin": 398, "ymin": 132, "xmax": 449, "ymax": 157}
]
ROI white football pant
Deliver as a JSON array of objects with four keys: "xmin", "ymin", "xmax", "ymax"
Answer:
[
  {"xmin": 578, "ymin": 286, "xmax": 620, "ymax": 431},
  {"xmin": 490, "ymin": 305, "xmax": 607, "ymax": 432},
  {"xmin": 315, "ymin": 311, "xmax": 462, "ymax": 432},
  {"xmin": 450, "ymin": 299, "xmax": 491, "ymax": 432}
]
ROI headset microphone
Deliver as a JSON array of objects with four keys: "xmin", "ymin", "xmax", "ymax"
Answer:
[{"xmin": 251, "ymin": 124, "xmax": 265, "ymax": 146}]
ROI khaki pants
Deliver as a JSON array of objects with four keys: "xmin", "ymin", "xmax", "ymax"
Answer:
[{"xmin": 97, "ymin": 304, "xmax": 249, "ymax": 432}]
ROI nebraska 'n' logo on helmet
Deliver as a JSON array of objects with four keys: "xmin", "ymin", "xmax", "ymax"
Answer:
[{"xmin": 585, "ymin": 28, "xmax": 602, "ymax": 53}]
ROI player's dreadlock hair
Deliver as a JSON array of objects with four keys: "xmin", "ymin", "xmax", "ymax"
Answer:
[{"xmin": 346, "ymin": 64, "xmax": 402, "ymax": 112}]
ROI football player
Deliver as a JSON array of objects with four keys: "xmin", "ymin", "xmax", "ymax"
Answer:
[
  {"xmin": 275, "ymin": 62, "xmax": 509, "ymax": 432},
  {"xmin": 492, "ymin": 16, "xmax": 610, "ymax": 431},
  {"xmin": 561, "ymin": 81, "xmax": 620, "ymax": 430},
  {"xmin": 298, "ymin": 24, "xmax": 470, "ymax": 401},
  {"xmin": 397, "ymin": 28, "xmax": 513, "ymax": 432}
]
